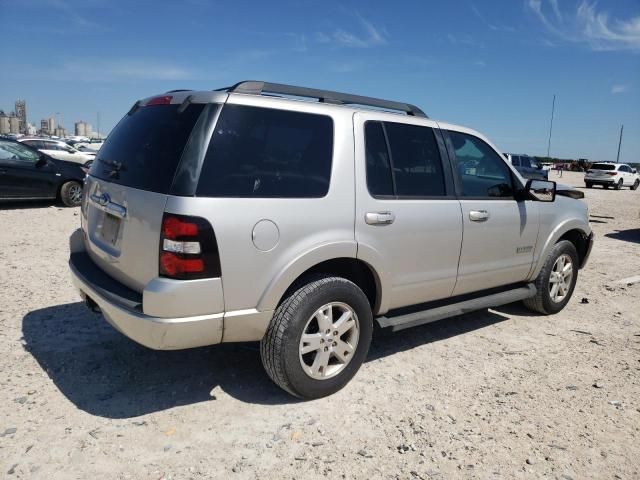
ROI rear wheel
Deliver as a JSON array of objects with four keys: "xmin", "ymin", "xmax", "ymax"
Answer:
[
  {"xmin": 60, "ymin": 181, "xmax": 83, "ymax": 207},
  {"xmin": 260, "ymin": 275, "xmax": 373, "ymax": 399},
  {"xmin": 523, "ymin": 240, "xmax": 579, "ymax": 315},
  {"xmin": 631, "ymin": 179, "xmax": 639, "ymax": 191},
  {"xmin": 615, "ymin": 179, "xmax": 623, "ymax": 190}
]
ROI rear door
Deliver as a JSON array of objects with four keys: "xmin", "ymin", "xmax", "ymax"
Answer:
[
  {"xmin": 83, "ymin": 99, "xmax": 210, "ymax": 291},
  {"xmin": 444, "ymin": 130, "xmax": 539, "ymax": 296},
  {"xmin": 354, "ymin": 113, "xmax": 463, "ymax": 311}
]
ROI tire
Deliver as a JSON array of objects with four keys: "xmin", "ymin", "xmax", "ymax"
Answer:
[
  {"xmin": 60, "ymin": 181, "xmax": 83, "ymax": 207},
  {"xmin": 585, "ymin": 182, "xmax": 592, "ymax": 188},
  {"xmin": 260, "ymin": 275, "xmax": 373, "ymax": 399},
  {"xmin": 631, "ymin": 179, "xmax": 639, "ymax": 191},
  {"xmin": 615, "ymin": 179, "xmax": 623, "ymax": 190},
  {"xmin": 523, "ymin": 240, "xmax": 579, "ymax": 315},
  {"xmin": 604, "ymin": 184, "xmax": 609, "ymax": 189}
]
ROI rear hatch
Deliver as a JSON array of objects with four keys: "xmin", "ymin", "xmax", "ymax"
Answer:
[
  {"xmin": 587, "ymin": 163, "xmax": 616, "ymax": 178},
  {"xmin": 83, "ymin": 98, "xmax": 208, "ymax": 292}
]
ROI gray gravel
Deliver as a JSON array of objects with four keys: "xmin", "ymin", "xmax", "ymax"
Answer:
[{"xmin": 0, "ymin": 172, "xmax": 639, "ymax": 479}]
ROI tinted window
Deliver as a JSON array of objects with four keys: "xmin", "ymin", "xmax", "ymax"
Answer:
[
  {"xmin": 197, "ymin": 105, "xmax": 333, "ymax": 198},
  {"xmin": 591, "ymin": 163, "xmax": 615, "ymax": 171},
  {"xmin": 385, "ymin": 123, "xmax": 445, "ymax": 197},
  {"xmin": 449, "ymin": 131, "xmax": 513, "ymax": 198},
  {"xmin": 365, "ymin": 122, "xmax": 393, "ymax": 196},
  {"xmin": 0, "ymin": 141, "xmax": 40, "ymax": 165},
  {"xmin": 511, "ymin": 155, "xmax": 521, "ymax": 166},
  {"xmin": 90, "ymin": 103, "xmax": 205, "ymax": 193},
  {"xmin": 619, "ymin": 165, "xmax": 629, "ymax": 172}
]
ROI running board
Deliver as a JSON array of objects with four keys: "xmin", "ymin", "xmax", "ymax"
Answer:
[{"xmin": 376, "ymin": 284, "xmax": 537, "ymax": 332}]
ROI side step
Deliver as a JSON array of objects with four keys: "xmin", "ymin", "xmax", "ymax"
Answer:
[{"xmin": 376, "ymin": 284, "xmax": 537, "ymax": 332}]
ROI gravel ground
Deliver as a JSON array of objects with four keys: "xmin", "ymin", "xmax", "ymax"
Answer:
[{"xmin": 1, "ymin": 170, "xmax": 638, "ymax": 479}]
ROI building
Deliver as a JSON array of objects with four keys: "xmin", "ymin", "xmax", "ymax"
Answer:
[
  {"xmin": 40, "ymin": 117, "xmax": 55, "ymax": 135},
  {"xmin": 26, "ymin": 123, "xmax": 37, "ymax": 135},
  {"xmin": 54, "ymin": 126, "xmax": 66, "ymax": 137},
  {"xmin": 74, "ymin": 121, "xmax": 93, "ymax": 137},
  {"xmin": 0, "ymin": 111, "xmax": 10, "ymax": 134},
  {"xmin": 9, "ymin": 115, "xmax": 20, "ymax": 134},
  {"xmin": 15, "ymin": 100, "xmax": 27, "ymax": 134}
]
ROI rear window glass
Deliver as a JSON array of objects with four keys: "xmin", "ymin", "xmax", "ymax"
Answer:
[
  {"xmin": 196, "ymin": 105, "xmax": 333, "ymax": 198},
  {"xmin": 90, "ymin": 103, "xmax": 205, "ymax": 193},
  {"xmin": 591, "ymin": 163, "xmax": 616, "ymax": 171}
]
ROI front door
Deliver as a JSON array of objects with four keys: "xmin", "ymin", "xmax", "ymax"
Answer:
[
  {"xmin": 354, "ymin": 113, "xmax": 463, "ymax": 312},
  {"xmin": 0, "ymin": 141, "xmax": 57, "ymax": 198},
  {"xmin": 444, "ymin": 130, "xmax": 540, "ymax": 296}
]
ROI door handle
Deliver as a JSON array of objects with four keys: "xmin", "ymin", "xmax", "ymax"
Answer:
[
  {"xmin": 469, "ymin": 210, "xmax": 490, "ymax": 222},
  {"xmin": 365, "ymin": 211, "xmax": 395, "ymax": 225}
]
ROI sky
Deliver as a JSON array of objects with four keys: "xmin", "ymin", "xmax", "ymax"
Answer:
[{"xmin": 1, "ymin": 0, "xmax": 639, "ymax": 161}]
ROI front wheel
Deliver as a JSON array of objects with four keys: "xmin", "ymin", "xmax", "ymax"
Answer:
[
  {"xmin": 60, "ymin": 181, "xmax": 83, "ymax": 207},
  {"xmin": 631, "ymin": 179, "xmax": 639, "ymax": 191},
  {"xmin": 523, "ymin": 240, "xmax": 579, "ymax": 315},
  {"xmin": 260, "ymin": 276, "xmax": 373, "ymax": 399},
  {"xmin": 615, "ymin": 179, "xmax": 623, "ymax": 190}
]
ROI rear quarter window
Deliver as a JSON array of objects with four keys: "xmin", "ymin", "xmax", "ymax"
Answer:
[{"xmin": 196, "ymin": 105, "xmax": 334, "ymax": 198}]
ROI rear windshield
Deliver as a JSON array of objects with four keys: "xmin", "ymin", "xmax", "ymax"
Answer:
[
  {"xmin": 196, "ymin": 104, "xmax": 333, "ymax": 198},
  {"xmin": 90, "ymin": 103, "xmax": 205, "ymax": 193},
  {"xmin": 591, "ymin": 163, "xmax": 616, "ymax": 171}
]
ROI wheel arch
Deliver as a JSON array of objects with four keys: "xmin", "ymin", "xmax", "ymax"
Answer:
[
  {"xmin": 257, "ymin": 245, "xmax": 384, "ymax": 315},
  {"xmin": 529, "ymin": 220, "xmax": 592, "ymax": 279}
]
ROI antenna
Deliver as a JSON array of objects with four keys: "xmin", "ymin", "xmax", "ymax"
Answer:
[{"xmin": 546, "ymin": 94, "xmax": 555, "ymax": 159}]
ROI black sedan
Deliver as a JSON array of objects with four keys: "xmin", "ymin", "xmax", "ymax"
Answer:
[{"xmin": 0, "ymin": 139, "xmax": 87, "ymax": 207}]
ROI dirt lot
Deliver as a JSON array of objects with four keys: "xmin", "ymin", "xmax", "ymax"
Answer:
[{"xmin": 0, "ymin": 170, "xmax": 638, "ymax": 479}]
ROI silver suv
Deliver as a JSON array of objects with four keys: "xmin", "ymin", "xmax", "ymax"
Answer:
[{"xmin": 69, "ymin": 81, "xmax": 594, "ymax": 399}]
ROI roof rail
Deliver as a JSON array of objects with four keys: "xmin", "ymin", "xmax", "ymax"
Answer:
[{"xmin": 217, "ymin": 81, "xmax": 427, "ymax": 118}]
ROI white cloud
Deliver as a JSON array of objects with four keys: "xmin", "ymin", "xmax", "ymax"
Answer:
[
  {"xmin": 317, "ymin": 15, "xmax": 388, "ymax": 48},
  {"xmin": 611, "ymin": 84, "xmax": 629, "ymax": 94},
  {"xmin": 527, "ymin": 0, "xmax": 640, "ymax": 51}
]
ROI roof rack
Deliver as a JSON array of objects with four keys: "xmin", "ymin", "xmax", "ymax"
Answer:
[{"xmin": 217, "ymin": 81, "xmax": 427, "ymax": 118}]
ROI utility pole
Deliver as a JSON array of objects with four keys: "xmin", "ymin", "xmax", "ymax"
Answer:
[
  {"xmin": 546, "ymin": 94, "xmax": 556, "ymax": 159},
  {"xmin": 615, "ymin": 124, "xmax": 623, "ymax": 163},
  {"xmin": 97, "ymin": 111, "xmax": 100, "ymax": 138}
]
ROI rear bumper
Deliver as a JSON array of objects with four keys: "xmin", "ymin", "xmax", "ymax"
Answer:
[
  {"xmin": 585, "ymin": 177, "xmax": 615, "ymax": 184},
  {"xmin": 69, "ymin": 251, "xmax": 223, "ymax": 350}
]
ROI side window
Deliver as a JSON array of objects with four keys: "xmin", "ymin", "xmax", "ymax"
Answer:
[
  {"xmin": 364, "ymin": 122, "xmax": 394, "ymax": 196},
  {"xmin": 448, "ymin": 131, "xmax": 514, "ymax": 198},
  {"xmin": 385, "ymin": 123, "xmax": 446, "ymax": 197},
  {"xmin": 0, "ymin": 142, "xmax": 41, "ymax": 165},
  {"xmin": 511, "ymin": 156, "xmax": 521, "ymax": 166},
  {"xmin": 619, "ymin": 165, "xmax": 629, "ymax": 173},
  {"xmin": 197, "ymin": 105, "xmax": 333, "ymax": 198}
]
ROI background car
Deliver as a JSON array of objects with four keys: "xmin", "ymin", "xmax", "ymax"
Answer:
[
  {"xmin": 584, "ymin": 162, "xmax": 639, "ymax": 190},
  {"xmin": 17, "ymin": 137, "xmax": 95, "ymax": 166},
  {"xmin": 506, "ymin": 153, "xmax": 549, "ymax": 180},
  {"xmin": 0, "ymin": 139, "xmax": 87, "ymax": 206}
]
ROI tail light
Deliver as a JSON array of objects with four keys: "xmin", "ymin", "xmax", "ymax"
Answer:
[
  {"xmin": 607, "ymin": 172, "xmax": 617, "ymax": 176},
  {"xmin": 159, "ymin": 213, "xmax": 221, "ymax": 280},
  {"xmin": 146, "ymin": 95, "xmax": 173, "ymax": 106}
]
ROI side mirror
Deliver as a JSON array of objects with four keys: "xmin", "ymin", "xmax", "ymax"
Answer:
[
  {"xmin": 526, "ymin": 179, "xmax": 556, "ymax": 202},
  {"xmin": 633, "ymin": 169, "xmax": 637, "ymax": 174}
]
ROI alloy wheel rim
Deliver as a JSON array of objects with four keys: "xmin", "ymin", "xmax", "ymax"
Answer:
[
  {"xmin": 299, "ymin": 302, "xmax": 359, "ymax": 380},
  {"xmin": 69, "ymin": 184, "xmax": 82, "ymax": 204},
  {"xmin": 549, "ymin": 254, "xmax": 573, "ymax": 303}
]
